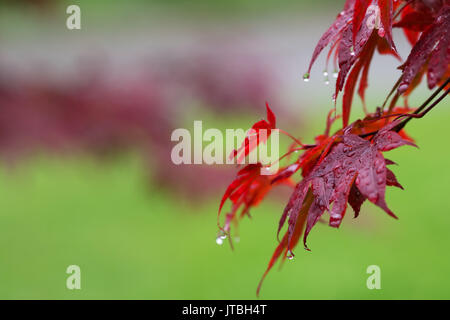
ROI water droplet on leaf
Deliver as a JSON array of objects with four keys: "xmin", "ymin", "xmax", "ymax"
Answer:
[
  {"xmin": 303, "ymin": 73, "xmax": 310, "ymax": 82},
  {"xmin": 398, "ymin": 83, "xmax": 409, "ymax": 93}
]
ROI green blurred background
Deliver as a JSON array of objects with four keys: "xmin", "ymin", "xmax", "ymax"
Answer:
[{"xmin": 0, "ymin": 0, "xmax": 449, "ymax": 299}]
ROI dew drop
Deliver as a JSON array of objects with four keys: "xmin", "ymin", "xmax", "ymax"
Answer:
[
  {"xmin": 333, "ymin": 71, "xmax": 338, "ymax": 78},
  {"xmin": 303, "ymin": 72, "xmax": 310, "ymax": 82},
  {"xmin": 398, "ymin": 83, "xmax": 409, "ymax": 93},
  {"xmin": 323, "ymin": 70, "xmax": 329, "ymax": 77},
  {"xmin": 287, "ymin": 250, "xmax": 294, "ymax": 260},
  {"xmin": 369, "ymin": 192, "xmax": 378, "ymax": 201},
  {"xmin": 216, "ymin": 237, "xmax": 224, "ymax": 245}
]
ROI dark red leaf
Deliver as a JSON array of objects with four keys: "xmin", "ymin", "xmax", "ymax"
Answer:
[
  {"xmin": 348, "ymin": 183, "xmax": 366, "ymax": 218},
  {"xmin": 279, "ymin": 121, "xmax": 415, "ymax": 251},
  {"xmin": 394, "ymin": 11, "xmax": 435, "ymax": 31},
  {"xmin": 399, "ymin": 5, "xmax": 450, "ymax": 92},
  {"xmin": 307, "ymin": 8, "xmax": 354, "ymax": 75},
  {"xmin": 386, "ymin": 167, "xmax": 404, "ymax": 189}
]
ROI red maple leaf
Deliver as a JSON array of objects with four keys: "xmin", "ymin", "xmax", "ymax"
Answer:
[
  {"xmin": 229, "ymin": 102, "xmax": 276, "ymax": 164},
  {"xmin": 218, "ymin": 104, "xmax": 299, "ymax": 241},
  {"xmin": 306, "ymin": 0, "xmax": 400, "ymax": 126},
  {"xmin": 257, "ymin": 119, "xmax": 416, "ymax": 295},
  {"xmin": 398, "ymin": 4, "xmax": 450, "ymax": 92},
  {"xmin": 393, "ymin": 3, "xmax": 436, "ymax": 46}
]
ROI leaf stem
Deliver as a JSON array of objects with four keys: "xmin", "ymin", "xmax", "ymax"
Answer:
[
  {"xmin": 394, "ymin": 83, "xmax": 450, "ymax": 132},
  {"xmin": 360, "ymin": 77, "xmax": 450, "ymax": 137}
]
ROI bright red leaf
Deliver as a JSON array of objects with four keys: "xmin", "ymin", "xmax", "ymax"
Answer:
[{"xmin": 229, "ymin": 102, "xmax": 277, "ymax": 164}]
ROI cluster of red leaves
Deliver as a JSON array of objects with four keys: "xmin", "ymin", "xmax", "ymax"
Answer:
[
  {"xmin": 307, "ymin": 0, "xmax": 449, "ymax": 125},
  {"xmin": 217, "ymin": 105, "xmax": 294, "ymax": 242},
  {"xmin": 258, "ymin": 118, "xmax": 415, "ymax": 294},
  {"xmin": 306, "ymin": 0, "xmax": 401, "ymax": 126},
  {"xmin": 218, "ymin": 106, "xmax": 415, "ymax": 294},
  {"xmin": 218, "ymin": 0, "xmax": 449, "ymax": 295},
  {"xmin": 397, "ymin": 2, "xmax": 450, "ymax": 94}
]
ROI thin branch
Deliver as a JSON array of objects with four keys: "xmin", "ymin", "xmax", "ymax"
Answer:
[
  {"xmin": 359, "ymin": 77, "xmax": 450, "ymax": 137},
  {"xmin": 382, "ymin": 76, "xmax": 402, "ymax": 110},
  {"xmin": 394, "ymin": 86, "xmax": 449, "ymax": 132}
]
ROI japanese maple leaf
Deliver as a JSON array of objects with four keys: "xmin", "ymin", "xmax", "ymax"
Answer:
[
  {"xmin": 393, "ymin": 3, "xmax": 436, "ymax": 46},
  {"xmin": 229, "ymin": 103, "xmax": 276, "ymax": 164},
  {"xmin": 398, "ymin": 4, "xmax": 450, "ymax": 92},
  {"xmin": 257, "ymin": 120, "xmax": 416, "ymax": 295},
  {"xmin": 306, "ymin": 0, "xmax": 400, "ymax": 126}
]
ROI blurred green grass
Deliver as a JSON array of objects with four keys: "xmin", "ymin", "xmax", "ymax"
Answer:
[{"xmin": 0, "ymin": 99, "xmax": 449, "ymax": 300}]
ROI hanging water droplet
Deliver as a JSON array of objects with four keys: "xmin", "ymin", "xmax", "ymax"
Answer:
[
  {"xmin": 303, "ymin": 72, "xmax": 310, "ymax": 82},
  {"xmin": 332, "ymin": 93, "xmax": 337, "ymax": 102},
  {"xmin": 216, "ymin": 237, "xmax": 224, "ymax": 245},
  {"xmin": 287, "ymin": 250, "xmax": 294, "ymax": 260},
  {"xmin": 324, "ymin": 77, "xmax": 330, "ymax": 85},
  {"xmin": 333, "ymin": 70, "xmax": 338, "ymax": 78},
  {"xmin": 323, "ymin": 70, "xmax": 329, "ymax": 77},
  {"xmin": 217, "ymin": 230, "xmax": 227, "ymax": 240}
]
